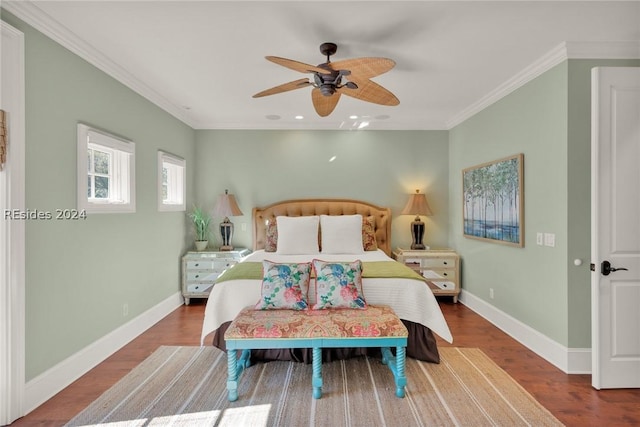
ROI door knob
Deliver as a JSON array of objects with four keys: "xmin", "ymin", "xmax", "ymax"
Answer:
[{"xmin": 601, "ymin": 260, "xmax": 629, "ymax": 276}]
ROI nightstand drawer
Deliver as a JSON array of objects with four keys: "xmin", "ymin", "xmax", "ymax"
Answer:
[
  {"xmin": 420, "ymin": 257, "xmax": 457, "ymax": 269},
  {"xmin": 186, "ymin": 271, "xmax": 222, "ymax": 281},
  {"xmin": 186, "ymin": 283, "xmax": 214, "ymax": 293},
  {"xmin": 429, "ymin": 269, "xmax": 457, "ymax": 281},
  {"xmin": 185, "ymin": 260, "xmax": 216, "ymax": 269},
  {"xmin": 186, "ymin": 259, "xmax": 237, "ymax": 270}
]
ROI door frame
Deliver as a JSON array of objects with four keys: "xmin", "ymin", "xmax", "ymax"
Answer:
[{"xmin": 0, "ymin": 20, "xmax": 26, "ymax": 424}]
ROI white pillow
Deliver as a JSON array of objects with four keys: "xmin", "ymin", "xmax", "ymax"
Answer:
[
  {"xmin": 320, "ymin": 214, "xmax": 365, "ymax": 254},
  {"xmin": 275, "ymin": 216, "xmax": 320, "ymax": 254}
]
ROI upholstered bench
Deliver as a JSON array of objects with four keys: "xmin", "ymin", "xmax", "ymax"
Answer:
[{"xmin": 224, "ymin": 304, "xmax": 408, "ymax": 401}]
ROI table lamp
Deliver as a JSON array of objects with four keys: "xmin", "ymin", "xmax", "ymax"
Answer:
[
  {"xmin": 401, "ymin": 189, "xmax": 433, "ymax": 250},
  {"xmin": 212, "ymin": 189, "xmax": 243, "ymax": 251}
]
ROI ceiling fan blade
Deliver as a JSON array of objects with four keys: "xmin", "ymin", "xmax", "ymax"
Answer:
[
  {"xmin": 266, "ymin": 56, "xmax": 330, "ymax": 75},
  {"xmin": 329, "ymin": 57, "xmax": 396, "ymax": 79},
  {"xmin": 252, "ymin": 78, "xmax": 311, "ymax": 98},
  {"xmin": 337, "ymin": 79, "xmax": 399, "ymax": 106},
  {"xmin": 311, "ymin": 88, "xmax": 341, "ymax": 117}
]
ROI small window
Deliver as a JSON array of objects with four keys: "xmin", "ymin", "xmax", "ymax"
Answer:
[
  {"xmin": 157, "ymin": 151, "xmax": 186, "ymax": 212},
  {"xmin": 77, "ymin": 124, "xmax": 135, "ymax": 213}
]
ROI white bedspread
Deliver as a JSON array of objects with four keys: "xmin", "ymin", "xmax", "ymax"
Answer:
[{"xmin": 200, "ymin": 249, "xmax": 453, "ymax": 345}]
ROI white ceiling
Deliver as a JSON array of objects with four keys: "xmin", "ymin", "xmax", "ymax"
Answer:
[{"xmin": 5, "ymin": 1, "xmax": 640, "ymax": 130}]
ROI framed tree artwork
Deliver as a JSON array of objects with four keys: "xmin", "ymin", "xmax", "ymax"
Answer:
[{"xmin": 462, "ymin": 153, "xmax": 524, "ymax": 247}]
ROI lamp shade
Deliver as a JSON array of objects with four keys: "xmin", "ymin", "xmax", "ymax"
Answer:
[
  {"xmin": 212, "ymin": 189, "xmax": 243, "ymax": 218},
  {"xmin": 401, "ymin": 190, "xmax": 432, "ymax": 216}
]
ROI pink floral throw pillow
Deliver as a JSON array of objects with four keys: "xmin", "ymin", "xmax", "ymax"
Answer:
[
  {"xmin": 255, "ymin": 261, "xmax": 311, "ymax": 310},
  {"xmin": 312, "ymin": 259, "xmax": 367, "ymax": 309}
]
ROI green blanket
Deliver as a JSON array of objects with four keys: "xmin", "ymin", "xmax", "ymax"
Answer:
[{"xmin": 216, "ymin": 260, "xmax": 426, "ymax": 283}]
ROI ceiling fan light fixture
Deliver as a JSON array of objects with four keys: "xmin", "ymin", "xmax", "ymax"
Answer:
[{"xmin": 320, "ymin": 84, "xmax": 336, "ymax": 96}]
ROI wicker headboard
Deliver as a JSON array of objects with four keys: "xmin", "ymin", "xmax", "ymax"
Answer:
[{"xmin": 252, "ymin": 198, "xmax": 392, "ymax": 256}]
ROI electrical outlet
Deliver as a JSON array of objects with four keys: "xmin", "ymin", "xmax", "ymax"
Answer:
[
  {"xmin": 489, "ymin": 288, "xmax": 494, "ymax": 299},
  {"xmin": 122, "ymin": 303, "xmax": 129, "ymax": 317},
  {"xmin": 241, "ymin": 222, "xmax": 247, "ymax": 232},
  {"xmin": 536, "ymin": 232, "xmax": 543, "ymax": 245}
]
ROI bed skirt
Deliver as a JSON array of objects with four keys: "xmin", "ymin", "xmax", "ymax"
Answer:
[{"xmin": 212, "ymin": 319, "xmax": 440, "ymax": 364}]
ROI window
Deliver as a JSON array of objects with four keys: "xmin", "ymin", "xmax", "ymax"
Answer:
[
  {"xmin": 157, "ymin": 151, "xmax": 185, "ymax": 212},
  {"xmin": 77, "ymin": 124, "xmax": 135, "ymax": 213}
]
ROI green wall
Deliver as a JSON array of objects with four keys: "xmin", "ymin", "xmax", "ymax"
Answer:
[
  {"xmin": 3, "ymin": 12, "xmax": 196, "ymax": 380},
  {"xmin": 194, "ymin": 130, "xmax": 450, "ymax": 252},
  {"xmin": 449, "ymin": 63, "xmax": 570, "ymax": 344}
]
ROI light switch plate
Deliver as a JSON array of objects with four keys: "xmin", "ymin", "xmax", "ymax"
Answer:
[
  {"xmin": 544, "ymin": 233, "xmax": 556, "ymax": 247},
  {"xmin": 536, "ymin": 232, "xmax": 543, "ymax": 245}
]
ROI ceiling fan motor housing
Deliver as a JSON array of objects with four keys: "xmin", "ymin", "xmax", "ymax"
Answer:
[
  {"xmin": 314, "ymin": 70, "xmax": 340, "ymax": 96},
  {"xmin": 314, "ymin": 64, "xmax": 356, "ymax": 97}
]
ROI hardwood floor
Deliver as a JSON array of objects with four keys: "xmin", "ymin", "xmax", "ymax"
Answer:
[{"xmin": 9, "ymin": 299, "xmax": 640, "ymax": 426}]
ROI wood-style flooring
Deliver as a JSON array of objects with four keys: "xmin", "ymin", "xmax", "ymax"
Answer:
[{"xmin": 9, "ymin": 299, "xmax": 640, "ymax": 426}]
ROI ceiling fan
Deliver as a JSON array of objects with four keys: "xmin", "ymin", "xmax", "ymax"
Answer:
[{"xmin": 253, "ymin": 42, "xmax": 400, "ymax": 117}]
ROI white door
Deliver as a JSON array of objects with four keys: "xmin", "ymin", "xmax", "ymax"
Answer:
[{"xmin": 591, "ymin": 67, "xmax": 640, "ymax": 389}]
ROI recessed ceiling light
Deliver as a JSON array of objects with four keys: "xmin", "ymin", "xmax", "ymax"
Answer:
[
  {"xmin": 265, "ymin": 114, "xmax": 281, "ymax": 120},
  {"xmin": 375, "ymin": 114, "xmax": 390, "ymax": 120},
  {"xmin": 358, "ymin": 121, "xmax": 370, "ymax": 129},
  {"xmin": 349, "ymin": 115, "xmax": 358, "ymax": 119},
  {"xmin": 329, "ymin": 156, "xmax": 337, "ymax": 162},
  {"xmin": 295, "ymin": 115, "xmax": 304, "ymax": 120}
]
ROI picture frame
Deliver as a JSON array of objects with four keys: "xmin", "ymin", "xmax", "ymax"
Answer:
[{"xmin": 462, "ymin": 153, "xmax": 524, "ymax": 247}]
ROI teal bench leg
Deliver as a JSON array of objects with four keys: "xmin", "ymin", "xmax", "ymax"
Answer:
[
  {"xmin": 226, "ymin": 349, "xmax": 251, "ymax": 402},
  {"xmin": 227, "ymin": 349, "xmax": 238, "ymax": 402},
  {"xmin": 312, "ymin": 347, "xmax": 323, "ymax": 399},
  {"xmin": 381, "ymin": 346, "xmax": 407, "ymax": 398},
  {"xmin": 395, "ymin": 346, "xmax": 407, "ymax": 398}
]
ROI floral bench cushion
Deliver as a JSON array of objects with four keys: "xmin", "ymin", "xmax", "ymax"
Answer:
[{"xmin": 225, "ymin": 304, "xmax": 408, "ymax": 340}]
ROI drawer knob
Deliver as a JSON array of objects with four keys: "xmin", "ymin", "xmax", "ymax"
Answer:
[{"xmin": 443, "ymin": 261, "xmax": 448, "ymax": 265}]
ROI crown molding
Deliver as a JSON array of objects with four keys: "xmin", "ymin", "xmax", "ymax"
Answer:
[
  {"xmin": 3, "ymin": 1, "xmax": 196, "ymax": 128},
  {"xmin": 447, "ymin": 40, "xmax": 640, "ymax": 129}
]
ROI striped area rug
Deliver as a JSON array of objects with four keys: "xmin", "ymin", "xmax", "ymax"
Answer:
[{"xmin": 66, "ymin": 346, "xmax": 563, "ymax": 426}]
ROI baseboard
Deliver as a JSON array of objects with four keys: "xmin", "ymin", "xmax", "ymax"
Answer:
[
  {"xmin": 459, "ymin": 290, "xmax": 591, "ymax": 374},
  {"xmin": 23, "ymin": 292, "xmax": 184, "ymax": 414}
]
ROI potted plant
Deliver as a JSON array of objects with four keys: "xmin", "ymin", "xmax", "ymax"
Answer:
[{"xmin": 189, "ymin": 205, "xmax": 212, "ymax": 251}]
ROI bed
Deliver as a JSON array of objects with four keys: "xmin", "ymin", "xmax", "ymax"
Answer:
[{"xmin": 200, "ymin": 198, "xmax": 453, "ymax": 363}]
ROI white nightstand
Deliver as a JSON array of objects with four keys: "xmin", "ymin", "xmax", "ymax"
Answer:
[
  {"xmin": 393, "ymin": 248, "xmax": 461, "ymax": 302},
  {"xmin": 181, "ymin": 248, "xmax": 250, "ymax": 305}
]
